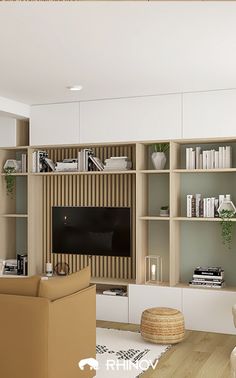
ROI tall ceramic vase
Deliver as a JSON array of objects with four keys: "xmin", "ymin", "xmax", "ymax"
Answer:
[{"xmin": 151, "ymin": 152, "xmax": 167, "ymax": 170}]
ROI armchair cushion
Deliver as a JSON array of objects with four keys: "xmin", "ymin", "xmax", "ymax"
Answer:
[
  {"xmin": 0, "ymin": 275, "xmax": 41, "ymax": 297},
  {"xmin": 38, "ymin": 266, "xmax": 90, "ymax": 300}
]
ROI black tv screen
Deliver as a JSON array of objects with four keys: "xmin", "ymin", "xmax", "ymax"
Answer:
[{"xmin": 52, "ymin": 207, "xmax": 131, "ymax": 257}]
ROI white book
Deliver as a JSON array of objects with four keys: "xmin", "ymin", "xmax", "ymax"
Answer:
[
  {"xmin": 199, "ymin": 154, "xmax": 203, "ymax": 169},
  {"xmin": 210, "ymin": 197, "xmax": 215, "ymax": 218},
  {"xmin": 32, "ymin": 152, "xmax": 37, "ymax": 173},
  {"xmin": 196, "ymin": 147, "xmax": 201, "ymax": 169},
  {"xmin": 225, "ymin": 146, "xmax": 232, "ymax": 168},
  {"xmin": 203, "ymin": 198, "xmax": 207, "ymax": 218},
  {"xmin": 223, "ymin": 147, "xmax": 226, "ymax": 168},
  {"xmin": 191, "ymin": 150, "xmax": 196, "ymax": 169},
  {"xmin": 206, "ymin": 151, "xmax": 211, "ymax": 170},
  {"xmin": 210, "ymin": 150, "xmax": 215, "ymax": 169},
  {"xmin": 186, "ymin": 148, "xmax": 190, "ymax": 169},
  {"xmin": 215, "ymin": 151, "xmax": 219, "ymax": 169},
  {"xmin": 188, "ymin": 148, "xmax": 193, "ymax": 169},
  {"xmin": 195, "ymin": 194, "xmax": 201, "ymax": 218},
  {"xmin": 219, "ymin": 195, "xmax": 225, "ymax": 207},
  {"xmin": 187, "ymin": 195, "xmax": 193, "ymax": 217},
  {"xmin": 219, "ymin": 147, "xmax": 224, "ymax": 168},
  {"xmin": 203, "ymin": 151, "xmax": 207, "ymax": 169},
  {"xmin": 206, "ymin": 198, "xmax": 211, "ymax": 218}
]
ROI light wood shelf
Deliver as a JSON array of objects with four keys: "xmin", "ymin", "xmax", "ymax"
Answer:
[
  {"xmin": 1, "ymin": 173, "xmax": 28, "ymax": 176},
  {"xmin": 139, "ymin": 216, "xmax": 170, "ymax": 221},
  {"xmin": 30, "ymin": 170, "xmax": 136, "ymax": 176},
  {"xmin": 91, "ymin": 277, "xmax": 135, "ymax": 286},
  {"xmin": 173, "ymin": 168, "xmax": 236, "ymax": 173},
  {"xmin": 172, "ymin": 217, "xmax": 236, "ymax": 222},
  {"xmin": 1, "ymin": 214, "xmax": 28, "ymax": 218},
  {"xmin": 139, "ymin": 169, "xmax": 170, "ymax": 174}
]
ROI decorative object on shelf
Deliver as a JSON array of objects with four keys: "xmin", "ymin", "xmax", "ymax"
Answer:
[
  {"xmin": 54, "ymin": 262, "xmax": 70, "ymax": 276},
  {"xmin": 219, "ymin": 209, "xmax": 235, "ymax": 249},
  {"xmin": 145, "ymin": 255, "xmax": 162, "ymax": 284},
  {"xmin": 151, "ymin": 143, "xmax": 169, "ymax": 170},
  {"xmin": 159, "ymin": 206, "xmax": 169, "ymax": 217},
  {"xmin": 3, "ymin": 165, "xmax": 16, "ymax": 198},
  {"xmin": 45, "ymin": 262, "xmax": 53, "ymax": 277}
]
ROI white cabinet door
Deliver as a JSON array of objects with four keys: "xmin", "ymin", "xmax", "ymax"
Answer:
[
  {"xmin": 80, "ymin": 94, "xmax": 182, "ymax": 143},
  {"xmin": 128, "ymin": 284, "xmax": 182, "ymax": 324},
  {"xmin": 183, "ymin": 288, "xmax": 236, "ymax": 334},
  {"xmin": 183, "ymin": 90, "xmax": 236, "ymax": 138},
  {"xmin": 30, "ymin": 103, "xmax": 79, "ymax": 146},
  {"xmin": 96, "ymin": 294, "xmax": 129, "ymax": 322}
]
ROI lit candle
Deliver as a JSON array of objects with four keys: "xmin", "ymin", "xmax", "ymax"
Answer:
[{"xmin": 151, "ymin": 264, "xmax": 156, "ymax": 281}]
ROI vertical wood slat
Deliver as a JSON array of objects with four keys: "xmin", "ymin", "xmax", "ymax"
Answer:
[{"xmin": 42, "ymin": 145, "xmax": 136, "ymax": 280}]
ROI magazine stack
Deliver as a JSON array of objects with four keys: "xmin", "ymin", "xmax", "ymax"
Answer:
[
  {"xmin": 189, "ymin": 266, "xmax": 225, "ymax": 288},
  {"xmin": 104, "ymin": 156, "xmax": 132, "ymax": 171}
]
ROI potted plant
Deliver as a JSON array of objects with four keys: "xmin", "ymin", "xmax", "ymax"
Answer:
[
  {"xmin": 4, "ymin": 167, "xmax": 16, "ymax": 198},
  {"xmin": 151, "ymin": 143, "xmax": 169, "ymax": 170},
  {"xmin": 219, "ymin": 209, "xmax": 235, "ymax": 249},
  {"xmin": 160, "ymin": 206, "xmax": 169, "ymax": 217}
]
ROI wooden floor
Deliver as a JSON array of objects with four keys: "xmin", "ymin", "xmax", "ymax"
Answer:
[{"xmin": 97, "ymin": 320, "xmax": 236, "ymax": 378}]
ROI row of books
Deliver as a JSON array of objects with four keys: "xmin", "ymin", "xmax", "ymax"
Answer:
[
  {"xmin": 189, "ymin": 266, "xmax": 225, "ymax": 288},
  {"xmin": 186, "ymin": 193, "xmax": 231, "ymax": 218},
  {"xmin": 32, "ymin": 149, "xmax": 133, "ymax": 173},
  {"xmin": 186, "ymin": 146, "xmax": 232, "ymax": 169}
]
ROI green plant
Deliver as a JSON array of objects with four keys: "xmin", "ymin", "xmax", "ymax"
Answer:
[
  {"xmin": 160, "ymin": 206, "xmax": 169, "ymax": 210},
  {"xmin": 4, "ymin": 167, "xmax": 16, "ymax": 198},
  {"xmin": 219, "ymin": 209, "xmax": 235, "ymax": 249},
  {"xmin": 152, "ymin": 143, "xmax": 169, "ymax": 153}
]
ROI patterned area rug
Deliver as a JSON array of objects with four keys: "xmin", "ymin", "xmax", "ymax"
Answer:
[{"xmin": 96, "ymin": 328, "xmax": 170, "ymax": 378}]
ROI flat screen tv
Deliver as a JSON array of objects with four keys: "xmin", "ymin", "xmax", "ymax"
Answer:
[{"xmin": 52, "ymin": 206, "xmax": 131, "ymax": 257}]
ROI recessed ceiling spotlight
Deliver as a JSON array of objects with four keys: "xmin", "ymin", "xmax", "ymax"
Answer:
[{"xmin": 67, "ymin": 85, "xmax": 83, "ymax": 91}]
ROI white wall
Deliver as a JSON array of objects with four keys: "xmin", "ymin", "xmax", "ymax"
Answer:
[
  {"xmin": 0, "ymin": 117, "xmax": 16, "ymax": 147},
  {"xmin": 0, "ymin": 96, "xmax": 30, "ymax": 119}
]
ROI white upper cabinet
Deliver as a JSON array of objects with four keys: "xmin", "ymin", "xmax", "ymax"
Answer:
[
  {"xmin": 80, "ymin": 94, "xmax": 182, "ymax": 143},
  {"xmin": 183, "ymin": 90, "xmax": 236, "ymax": 139},
  {"xmin": 30, "ymin": 103, "xmax": 79, "ymax": 146}
]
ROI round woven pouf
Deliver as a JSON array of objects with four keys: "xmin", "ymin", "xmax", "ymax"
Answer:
[{"xmin": 141, "ymin": 307, "xmax": 185, "ymax": 344}]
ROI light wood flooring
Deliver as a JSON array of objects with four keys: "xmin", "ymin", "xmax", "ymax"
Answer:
[{"xmin": 97, "ymin": 320, "xmax": 236, "ymax": 378}]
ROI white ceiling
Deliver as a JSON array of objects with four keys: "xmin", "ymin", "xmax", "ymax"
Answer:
[{"xmin": 0, "ymin": 2, "xmax": 236, "ymax": 105}]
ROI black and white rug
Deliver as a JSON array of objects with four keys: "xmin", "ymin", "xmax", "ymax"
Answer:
[{"xmin": 96, "ymin": 328, "xmax": 170, "ymax": 377}]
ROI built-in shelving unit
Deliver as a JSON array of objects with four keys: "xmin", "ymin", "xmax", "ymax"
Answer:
[{"xmin": 2, "ymin": 136, "xmax": 236, "ymax": 292}]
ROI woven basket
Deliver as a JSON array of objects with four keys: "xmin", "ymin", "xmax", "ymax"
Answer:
[{"xmin": 141, "ymin": 307, "xmax": 185, "ymax": 344}]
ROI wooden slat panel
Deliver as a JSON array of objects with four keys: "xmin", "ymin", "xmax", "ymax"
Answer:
[{"xmin": 42, "ymin": 145, "xmax": 136, "ymax": 280}]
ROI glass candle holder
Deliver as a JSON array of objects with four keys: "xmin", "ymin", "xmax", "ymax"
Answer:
[{"xmin": 145, "ymin": 255, "xmax": 162, "ymax": 284}]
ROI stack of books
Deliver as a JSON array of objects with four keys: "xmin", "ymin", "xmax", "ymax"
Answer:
[
  {"xmin": 102, "ymin": 288, "xmax": 127, "ymax": 296},
  {"xmin": 32, "ymin": 151, "xmax": 48, "ymax": 172},
  {"xmin": 104, "ymin": 156, "xmax": 132, "ymax": 171},
  {"xmin": 189, "ymin": 266, "xmax": 225, "ymax": 288},
  {"xmin": 17, "ymin": 253, "xmax": 28, "ymax": 276},
  {"xmin": 4, "ymin": 259, "xmax": 17, "ymax": 275},
  {"xmin": 55, "ymin": 159, "xmax": 78, "ymax": 172},
  {"xmin": 186, "ymin": 193, "xmax": 232, "ymax": 218}
]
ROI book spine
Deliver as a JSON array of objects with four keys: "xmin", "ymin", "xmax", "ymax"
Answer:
[
  {"xmin": 203, "ymin": 198, "xmax": 207, "ymax": 218},
  {"xmin": 196, "ymin": 147, "xmax": 201, "ymax": 169},
  {"xmin": 203, "ymin": 151, "xmax": 207, "ymax": 169},
  {"xmin": 193, "ymin": 270, "xmax": 224, "ymax": 277},
  {"xmin": 215, "ymin": 151, "xmax": 219, "ymax": 169},
  {"xmin": 191, "ymin": 150, "xmax": 196, "ymax": 169},
  {"xmin": 195, "ymin": 194, "xmax": 201, "ymax": 218},
  {"xmin": 187, "ymin": 195, "xmax": 193, "ymax": 217},
  {"xmin": 193, "ymin": 274, "xmax": 224, "ymax": 280},
  {"xmin": 206, "ymin": 151, "xmax": 211, "ymax": 170},
  {"xmin": 219, "ymin": 147, "xmax": 223, "ymax": 168},
  {"xmin": 199, "ymin": 153, "xmax": 203, "ymax": 169},
  {"xmin": 186, "ymin": 148, "xmax": 190, "ymax": 169},
  {"xmin": 191, "ymin": 195, "xmax": 196, "ymax": 217},
  {"xmin": 225, "ymin": 146, "xmax": 232, "ymax": 168}
]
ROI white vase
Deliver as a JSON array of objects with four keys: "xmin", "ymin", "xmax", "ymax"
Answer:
[{"xmin": 151, "ymin": 152, "xmax": 167, "ymax": 170}]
